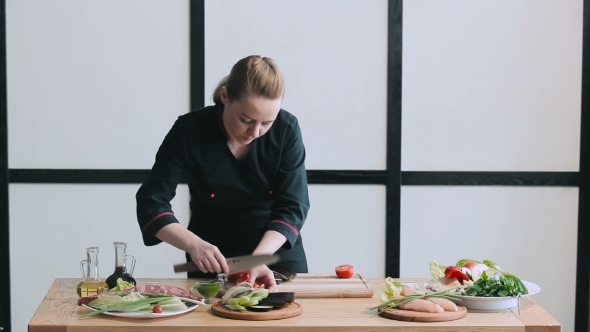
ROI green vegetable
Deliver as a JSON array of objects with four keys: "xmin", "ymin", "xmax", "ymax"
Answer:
[
  {"xmin": 88, "ymin": 292, "xmax": 145, "ymax": 310},
  {"xmin": 82, "ymin": 296, "xmax": 174, "ymax": 318},
  {"xmin": 465, "ymin": 270, "xmax": 527, "ymax": 297},
  {"xmin": 109, "ymin": 278, "xmax": 135, "ymax": 292},
  {"xmin": 480, "ymin": 260, "xmax": 529, "ymax": 296},
  {"xmin": 455, "ymin": 259, "xmax": 481, "ymax": 268},
  {"xmin": 378, "ymin": 277, "xmax": 404, "ymax": 302},
  {"xmin": 429, "ymin": 261, "xmax": 447, "ymax": 281},
  {"xmin": 222, "ymin": 287, "xmax": 270, "ymax": 311}
]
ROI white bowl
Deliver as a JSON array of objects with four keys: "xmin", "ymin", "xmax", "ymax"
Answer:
[{"xmin": 448, "ymin": 280, "xmax": 541, "ymax": 310}]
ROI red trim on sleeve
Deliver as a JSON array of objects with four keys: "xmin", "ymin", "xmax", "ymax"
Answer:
[
  {"xmin": 142, "ymin": 212, "xmax": 174, "ymax": 233},
  {"xmin": 270, "ymin": 219, "xmax": 299, "ymax": 236}
]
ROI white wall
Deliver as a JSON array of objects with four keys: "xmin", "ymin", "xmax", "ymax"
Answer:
[
  {"xmin": 204, "ymin": 0, "xmax": 388, "ymax": 170},
  {"xmin": 6, "ymin": 0, "xmax": 388, "ymax": 331},
  {"xmin": 5, "ymin": 1, "xmax": 583, "ymax": 332},
  {"xmin": 7, "ymin": 1, "xmax": 192, "ymax": 331},
  {"xmin": 401, "ymin": 1, "xmax": 583, "ymax": 332}
]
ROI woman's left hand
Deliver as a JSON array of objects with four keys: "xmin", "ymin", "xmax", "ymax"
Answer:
[{"xmin": 248, "ymin": 265, "xmax": 277, "ymax": 292}]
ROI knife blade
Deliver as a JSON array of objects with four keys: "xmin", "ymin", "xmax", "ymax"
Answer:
[{"xmin": 173, "ymin": 254, "xmax": 280, "ymax": 274}]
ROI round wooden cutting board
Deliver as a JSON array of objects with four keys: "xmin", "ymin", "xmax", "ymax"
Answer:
[
  {"xmin": 210, "ymin": 301, "xmax": 303, "ymax": 321},
  {"xmin": 379, "ymin": 306, "xmax": 467, "ymax": 322}
]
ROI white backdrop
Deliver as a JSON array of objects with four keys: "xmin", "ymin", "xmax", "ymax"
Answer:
[{"xmin": 5, "ymin": 1, "xmax": 584, "ymax": 332}]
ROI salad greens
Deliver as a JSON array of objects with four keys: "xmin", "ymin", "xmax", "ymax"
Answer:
[
  {"xmin": 465, "ymin": 270, "xmax": 527, "ymax": 298},
  {"xmin": 109, "ymin": 278, "xmax": 135, "ymax": 292},
  {"xmin": 430, "ymin": 258, "xmax": 529, "ymax": 298},
  {"xmin": 429, "ymin": 261, "xmax": 447, "ymax": 281}
]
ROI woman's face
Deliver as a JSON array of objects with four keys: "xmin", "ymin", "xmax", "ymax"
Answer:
[{"xmin": 220, "ymin": 86, "xmax": 282, "ymax": 145}]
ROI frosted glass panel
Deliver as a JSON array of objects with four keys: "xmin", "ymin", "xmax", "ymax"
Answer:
[
  {"xmin": 302, "ymin": 185, "xmax": 386, "ymax": 279},
  {"xmin": 9, "ymin": 184, "xmax": 190, "ymax": 332},
  {"xmin": 6, "ymin": 0, "xmax": 190, "ymax": 168},
  {"xmin": 402, "ymin": 0, "xmax": 583, "ymax": 171},
  {"xmin": 205, "ymin": 0, "xmax": 388, "ymax": 170},
  {"xmin": 401, "ymin": 186, "xmax": 578, "ymax": 332}
]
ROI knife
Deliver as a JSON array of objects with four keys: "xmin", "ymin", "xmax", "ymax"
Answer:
[{"xmin": 173, "ymin": 254, "xmax": 280, "ymax": 274}]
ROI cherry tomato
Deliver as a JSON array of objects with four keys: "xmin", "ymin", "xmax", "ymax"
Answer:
[
  {"xmin": 463, "ymin": 262, "xmax": 476, "ymax": 270},
  {"xmin": 228, "ymin": 272, "xmax": 250, "ymax": 283},
  {"xmin": 152, "ymin": 305, "xmax": 163, "ymax": 313},
  {"xmin": 335, "ymin": 264, "xmax": 355, "ymax": 278}
]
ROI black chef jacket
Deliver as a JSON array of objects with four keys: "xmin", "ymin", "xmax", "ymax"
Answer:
[{"xmin": 136, "ymin": 104, "xmax": 310, "ymax": 278}]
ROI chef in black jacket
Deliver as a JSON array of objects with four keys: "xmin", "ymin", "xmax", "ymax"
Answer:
[{"xmin": 135, "ymin": 55, "xmax": 310, "ymax": 291}]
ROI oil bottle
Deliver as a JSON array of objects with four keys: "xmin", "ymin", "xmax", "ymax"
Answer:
[
  {"xmin": 105, "ymin": 241, "xmax": 137, "ymax": 289},
  {"xmin": 76, "ymin": 246, "xmax": 109, "ymax": 297}
]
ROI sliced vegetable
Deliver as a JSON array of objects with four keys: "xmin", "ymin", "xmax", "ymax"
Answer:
[
  {"xmin": 222, "ymin": 284, "xmax": 270, "ymax": 311},
  {"xmin": 463, "ymin": 262, "xmax": 476, "ymax": 270},
  {"xmin": 469, "ymin": 263, "xmax": 490, "ymax": 282},
  {"xmin": 444, "ymin": 266, "xmax": 470, "ymax": 284},
  {"xmin": 82, "ymin": 297, "xmax": 173, "ymax": 318},
  {"xmin": 228, "ymin": 272, "xmax": 250, "ymax": 284},
  {"xmin": 335, "ymin": 264, "xmax": 355, "ymax": 278}
]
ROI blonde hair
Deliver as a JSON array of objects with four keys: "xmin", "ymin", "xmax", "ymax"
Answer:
[{"xmin": 212, "ymin": 55, "xmax": 285, "ymax": 104}]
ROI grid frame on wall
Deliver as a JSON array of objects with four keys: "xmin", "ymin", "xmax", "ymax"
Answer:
[
  {"xmin": 0, "ymin": 0, "xmax": 9, "ymax": 331},
  {"xmin": 0, "ymin": 0, "xmax": 588, "ymax": 331}
]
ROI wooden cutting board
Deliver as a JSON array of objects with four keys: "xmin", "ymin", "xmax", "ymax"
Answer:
[
  {"xmin": 210, "ymin": 301, "xmax": 303, "ymax": 321},
  {"xmin": 219, "ymin": 273, "xmax": 374, "ymax": 299},
  {"xmin": 275, "ymin": 273, "xmax": 374, "ymax": 298},
  {"xmin": 379, "ymin": 306, "xmax": 467, "ymax": 322}
]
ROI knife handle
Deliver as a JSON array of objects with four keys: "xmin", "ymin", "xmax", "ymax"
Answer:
[{"xmin": 173, "ymin": 262, "xmax": 200, "ymax": 273}]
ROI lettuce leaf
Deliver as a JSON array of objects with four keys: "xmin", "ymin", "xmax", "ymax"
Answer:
[{"xmin": 378, "ymin": 277, "xmax": 404, "ymax": 302}]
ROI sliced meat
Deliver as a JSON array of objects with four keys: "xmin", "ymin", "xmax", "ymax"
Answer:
[
  {"xmin": 428, "ymin": 298, "xmax": 458, "ymax": 312},
  {"xmin": 398, "ymin": 298, "xmax": 444, "ymax": 313},
  {"xmin": 136, "ymin": 285, "xmax": 202, "ymax": 300}
]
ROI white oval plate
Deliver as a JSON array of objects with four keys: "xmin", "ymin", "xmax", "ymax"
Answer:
[
  {"xmin": 446, "ymin": 280, "xmax": 541, "ymax": 310},
  {"xmin": 82, "ymin": 303, "xmax": 198, "ymax": 319}
]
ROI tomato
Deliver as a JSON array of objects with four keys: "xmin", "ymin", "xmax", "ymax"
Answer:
[
  {"xmin": 335, "ymin": 264, "xmax": 355, "ymax": 278},
  {"xmin": 463, "ymin": 262, "xmax": 476, "ymax": 270},
  {"xmin": 228, "ymin": 272, "xmax": 250, "ymax": 284},
  {"xmin": 152, "ymin": 305, "xmax": 163, "ymax": 313},
  {"xmin": 253, "ymin": 282, "xmax": 265, "ymax": 288}
]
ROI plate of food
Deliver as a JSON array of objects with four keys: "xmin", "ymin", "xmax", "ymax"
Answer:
[
  {"xmin": 425, "ymin": 259, "xmax": 541, "ymax": 310},
  {"xmin": 372, "ymin": 278, "xmax": 467, "ymax": 322},
  {"xmin": 83, "ymin": 302, "xmax": 198, "ymax": 318},
  {"xmin": 78, "ymin": 282, "xmax": 206, "ymax": 319},
  {"xmin": 211, "ymin": 282, "xmax": 303, "ymax": 320}
]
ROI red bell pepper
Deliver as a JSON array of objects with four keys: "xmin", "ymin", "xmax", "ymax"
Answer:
[{"xmin": 444, "ymin": 266, "xmax": 470, "ymax": 284}]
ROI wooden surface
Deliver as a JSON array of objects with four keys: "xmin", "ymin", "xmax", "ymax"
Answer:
[
  {"xmin": 28, "ymin": 277, "xmax": 562, "ymax": 332},
  {"xmin": 379, "ymin": 306, "xmax": 467, "ymax": 322},
  {"xmin": 210, "ymin": 301, "xmax": 303, "ymax": 321},
  {"xmin": 276, "ymin": 273, "xmax": 374, "ymax": 298},
  {"xmin": 220, "ymin": 273, "xmax": 375, "ymax": 298}
]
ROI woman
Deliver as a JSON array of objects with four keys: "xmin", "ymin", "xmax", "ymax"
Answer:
[{"xmin": 135, "ymin": 55, "xmax": 310, "ymax": 291}]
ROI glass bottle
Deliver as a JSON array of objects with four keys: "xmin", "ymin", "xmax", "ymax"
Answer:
[
  {"xmin": 105, "ymin": 242, "xmax": 137, "ymax": 289},
  {"xmin": 76, "ymin": 246, "xmax": 109, "ymax": 297}
]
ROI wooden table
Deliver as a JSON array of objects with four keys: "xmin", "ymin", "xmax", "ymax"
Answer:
[{"xmin": 29, "ymin": 277, "xmax": 561, "ymax": 332}]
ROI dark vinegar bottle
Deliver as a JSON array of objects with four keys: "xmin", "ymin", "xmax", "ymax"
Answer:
[{"xmin": 105, "ymin": 242, "xmax": 137, "ymax": 289}]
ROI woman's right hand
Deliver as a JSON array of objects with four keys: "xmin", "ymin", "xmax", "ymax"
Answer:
[{"xmin": 189, "ymin": 239, "xmax": 229, "ymax": 274}]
